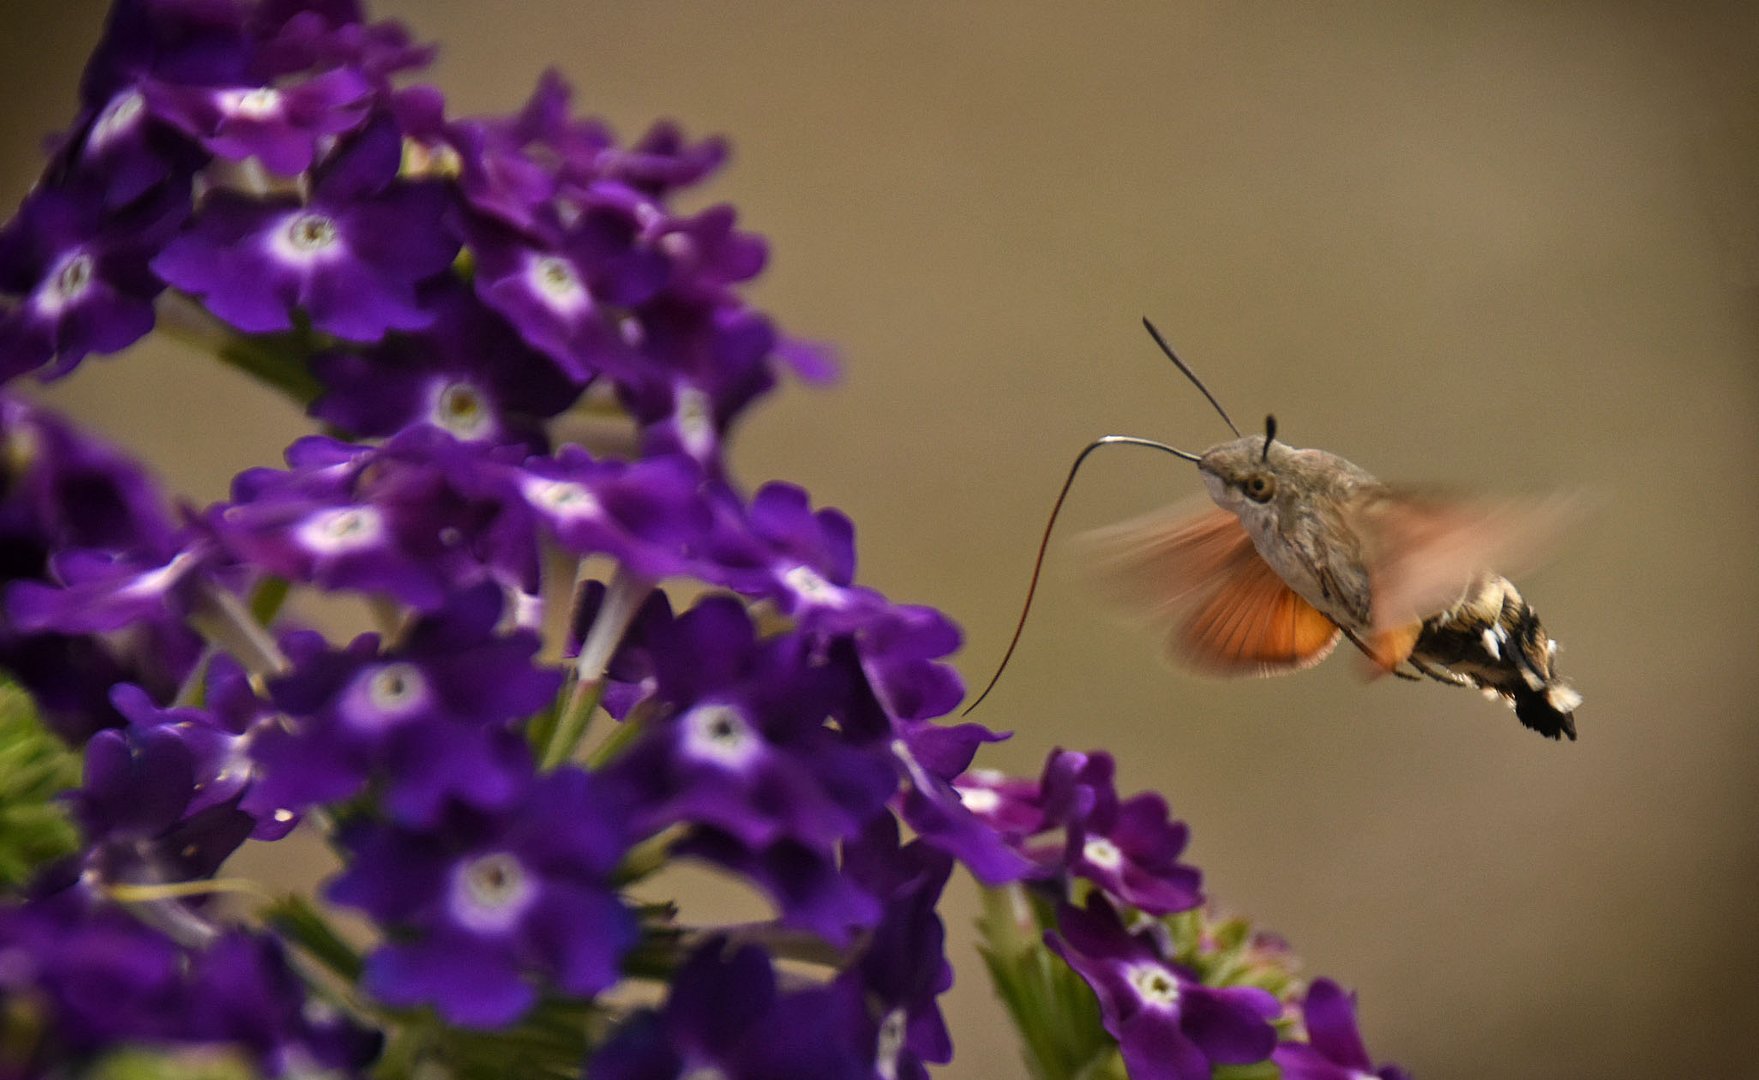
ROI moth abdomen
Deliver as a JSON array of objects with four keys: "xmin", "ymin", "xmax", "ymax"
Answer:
[{"xmin": 1410, "ymin": 575, "xmax": 1580, "ymax": 741}]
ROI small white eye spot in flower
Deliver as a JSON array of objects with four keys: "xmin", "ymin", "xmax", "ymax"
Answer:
[
  {"xmin": 1125, "ymin": 962, "xmax": 1181, "ymax": 1010},
  {"xmin": 682, "ymin": 703, "xmax": 761, "ymax": 769},
  {"xmin": 218, "ymin": 86, "xmax": 284, "ymax": 120},
  {"xmin": 1082, "ymin": 836, "xmax": 1124, "ymax": 870},
  {"xmin": 272, "ymin": 809, "xmax": 296, "ymax": 824},
  {"xmin": 36, "ymin": 251, "xmax": 95, "ymax": 315},
  {"xmin": 782, "ymin": 564, "xmax": 845, "ymax": 609},
  {"xmin": 526, "ymin": 254, "xmax": 590, "ymax": 316},
  {"xmin": 296, "ymin": 505, "xmax": 385, "ymax": 554},
  {"xmin": 366, "ymin": 662, "xmax": 430, "ymax": 718},
  {"xmin": 272, "ymin": 211, "xmax": 344, "ymax": 265},
  {"xmin": 618, "ymin": 315, "xmax": 645, "ymax": 347},
  {"xmin": 659, "ymin": 231, "xmax": 693, "ymax": 260},
  {"xmin": 674, "ymin": 387, "xmax": 716, "ymax": 459},
  {"xmin": 679, "ymin": 1068, "xmax": 730, "ymax": 1080},
  {"xmin": 956, "ymin": 785, "xmax": 1001, "ymax": 814},
  {"xmin": 449, "ymin": 851, "xmax": 536, "ymax": 934},
  {"xmin": 875, "ymin": 1007, "xmax": 908, "ymax": 1080},
  {"xmin": 429, "ymin": 381, "xmax": 494, "ymax": 440},
  {"xmin": 89, "ymin": 90, "xmax": 146, "ymax": 150},
  {"xmin": 523, "ymin": 477, "xmax": 601, "ymax": 521}
]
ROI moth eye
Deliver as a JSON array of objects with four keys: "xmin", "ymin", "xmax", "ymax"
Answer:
[{"xmin": 1244, "ymin": 474, "xmax": 1276, "ymax": 503}]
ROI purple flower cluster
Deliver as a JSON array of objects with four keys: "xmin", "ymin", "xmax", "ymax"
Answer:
[
  {"xmin": 0, "ymin": 0, "xmax": 1014, "ymax": 1073},
  {"xmin": 0, "ymin": 1, "xmax": 1412, "ymax": 1077}
]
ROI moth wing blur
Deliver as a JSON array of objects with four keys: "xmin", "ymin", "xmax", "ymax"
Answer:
[
  {"xmin": 1354, "ymin": 492, "xmax": 1578, "ymax": 634},
  {"xmin": 1086, "ymin": 504, "xmax": 1341, "ymax": 676}
]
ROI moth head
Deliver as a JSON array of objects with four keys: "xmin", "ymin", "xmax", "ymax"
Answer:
[{"xmin": 1197, "ymin": 416, "xmax": 1289, "ymax": 515}]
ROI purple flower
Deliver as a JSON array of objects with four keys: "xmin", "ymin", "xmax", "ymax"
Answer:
[
  {"xmin": 0, "ymin": 180, "xmax": 185, "ymax": 382},
  {"xmin": 1037, "ymin": 749, "xmax": 1203, "ymax": 916},
  {"xmin": 516, "ymin": 448, "xmax": 713, "ymax": 580},
  {"xmin": 248, "ymin": 582, "xmax": 559, "ymax": 825},
  {"xmin": 0, "ymin": 891, "xmax": 380, "ymax": 1076},
  {"xmin": 1048, "ymin": 896, "xmax": 1280, "ymax": 1080},
  {"xmin": 208, "ymin": 427, "xmax": 537, "ymax": 611},
  {"xmin": 152, "ymin": 115, "xmax": 458, "ymax": 341},
  {"xmin": 326, "ymin": 764, "xmax": 637, "ymax": 1027},
  {"xmin": 603, "ymin": 596, "xmax": 896, "ymax": 852},
  {"xmin": 951, "ymin": 768, "xmax": 1046, "ymax": 838},
  {"xmin": 148, "ymin": 66, "xmax": 374, "ymax": 176},
  {"xmin": 183, "ymin": 930, "xmax": 385, "ymax": 1077},
  {"xmin": 618, "ymin": 302, "xmax": 783, "ymax": 470},
  {"xmin": 839, "ymin": 817, "xmax": 957, "ymax": 1080},
  {"xmin": 588, "ymin": 941, "xmax": 872, "ymax": 1080},
  {"xmin": 468, "ymin": 199, "xmax": 666, "ymax": 384},
  {"xmin": 673, "ymin": 829, "xmax": 880, "ymax": 947},
  {"xmin": 0, "ymin": 395, "xmax": 199, "ymax": 741},
  {"xmin": 249, "ymin": 0, "xmax": 434, "ymax": 83},
  {"xmin": 1274, "ymin": 978, "xmax": 1413, "ymax": 1080},
  {"xmin": 310, "ymin": 278, "xmax": 582, "ymax": 446}
]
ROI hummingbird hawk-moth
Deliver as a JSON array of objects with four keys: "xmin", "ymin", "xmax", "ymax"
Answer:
[{"xmin": 966, "ymin": 319, "xmax": 1582, "ymax": 740}]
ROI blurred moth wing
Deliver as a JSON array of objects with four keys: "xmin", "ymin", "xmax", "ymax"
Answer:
[
  {"xmin": 1351, "ymin": 490, "xmax": 1582, "ymax": 637},
  {"xmin": 1084, "ymin": 500, "xmax": 1341, "ymax": 676}
]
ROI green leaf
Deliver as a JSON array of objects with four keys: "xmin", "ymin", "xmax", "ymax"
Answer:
[
  {"xmin": 85, "ymin": 1047, "xmax": 259, "ymax": 1080},
  {"xmin": 0, "ymin": 680, "xmax": 81, "ymax": 888},
  {"xmin": 263, "ymin": 894, "xmax": 364, "ymax": 983},
  {"xmin": 976, "ymin": 885, "xmax": 1115, "ymax": 1080}
]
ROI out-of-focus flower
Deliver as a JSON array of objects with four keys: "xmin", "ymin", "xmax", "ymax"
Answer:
[
  {"xmin": 1047, "ymin": 896, "xmax": 1280, "ymax": 1080},
  {"xmin": 1275, "ymin": 977, "xmax": 1413, "ymax": 1080},
  {"xmin": 326, "ymin": 763, "xmax": 636, "ymax": 1027},
  {"xmin": 587, "ymin": 940, "xmax": 872, "ymax": 1080},
  {"xmin": 152, "ymin": 116, "xmax": 458, "ymax": 341},
  {"xmin": 248, "ymin": 582, "xmax": 557, "ymax": 824}
]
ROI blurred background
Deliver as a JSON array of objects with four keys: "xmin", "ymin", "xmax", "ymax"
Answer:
[{"xmin": 3, "ymin": 3, "xmax": 1756, "ymax": 1077}]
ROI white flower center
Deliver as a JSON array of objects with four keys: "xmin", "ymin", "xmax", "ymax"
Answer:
[
  {"xmin": 681, "ymin": 704, "xmax": 760, "ymax": 769},
  {"xmin": 674, "ymin": 386, "xmax": 715, "ymax": 459},
  {"xmin": 1125, "ymin": 962, "xmax": 1181, "ymax": 1009},
  {"xmin": 449, "ymin": 851, "xmax": 536, "ymax": 934},
  {"xmin": 365, "ymin": 662, "xmax": 429, "ymax": 717},
  {"xmin": 220, "ymin": 86, "xmax": 284, "ymax": 120},
  {"xmin": 523, "ymin": 477, "xmax": 601, "ymax": 521},
  {"xmin": 875, "ymin": 1007, "xmax": 908, "ymax": 1080},
  {"xmin": 90, "ymin": 90, "xmax": 146, "ymax": 149},
  {"xmin": 430, "ymin": 381, "xmax": 493, "ymax": 440},
  {"xmin": 782, "ymin": 564, "xmax": 844, "ymax": 607},
  {"xmin": 956, "ymin": 785, "xmax": 1001, "ymax": 814},
  {"xmin": 527, "ymin": 254, "xmax": 589, "ymax": 315},
  {"xmin": 1082, "ymin": 836, "xmax": 1124, "ymax": 870},
  {"xmin": 297, "ymin": 505, "xmax": 385, "ymax": 554},
  {"xmin": 271, "ymin": 211, "xmax": 344, "ymax": 265},
  {"xmin": 36, "ymin": 251, "xmax": 95, "ymax": 314}
]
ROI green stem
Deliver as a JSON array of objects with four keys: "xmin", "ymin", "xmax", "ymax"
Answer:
[{"xmin": 541, "ymin": 677, "xmax": 605, "ymax": 770}]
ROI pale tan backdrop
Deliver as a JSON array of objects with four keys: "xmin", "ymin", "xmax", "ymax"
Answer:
[{"xmin": 3, "ymin": 3, "xmax": 1756, "ymax": 1078}]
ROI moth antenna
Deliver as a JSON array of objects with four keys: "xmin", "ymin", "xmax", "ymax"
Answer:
[
  {"xmin": 963, "ymin": 434, "xmax": 1200, "ymax": 717},
  {"xmin": 1141, "ymin": 317, "xmax": 1241, "ymax": 437},
  {"xmin": 1262, "ymin": 413, "xmax": 1277, "ymax": 462}
]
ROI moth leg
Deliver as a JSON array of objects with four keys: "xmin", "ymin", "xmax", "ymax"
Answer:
[
  {"xmin": 1339, "ymin": 627, "xmax": 1422, "ymax": 681},
  {"xmin": 1406, "ymin": 654, "xmax": 1475, "ymax": 689}
]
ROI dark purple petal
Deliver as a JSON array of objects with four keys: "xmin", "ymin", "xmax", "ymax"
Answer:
[{"xmin": 364, "ymin": 933, "xmax": 534, "ymax": 1028}]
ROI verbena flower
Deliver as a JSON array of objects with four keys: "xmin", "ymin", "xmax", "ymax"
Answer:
[
  {"xmin": 1047, "ymin": 895, "xmax": 1281, "ymax": 1080},
  {"xmin": 587, "ymin": 940, "xmax": 872, "ymax": 1080},
  {"xmin": 152, "ymin": 116, "xmax": 459, "ymax": 341},
  {"xmin": 326, "ymin": 763, "xmax": 636, "ymax": 1027},
  {"xmin": 247, "ymin": 582, "xmax": 557, "ymax": 824},
  {"xmin": 1275, "ymin": 977, "xmax": 1413, "ymax": 1080}
]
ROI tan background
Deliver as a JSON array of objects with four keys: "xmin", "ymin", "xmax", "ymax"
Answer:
[{"xmin": 4, "ymin": 3, "xmax": 1758, "ymax": 1077}]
